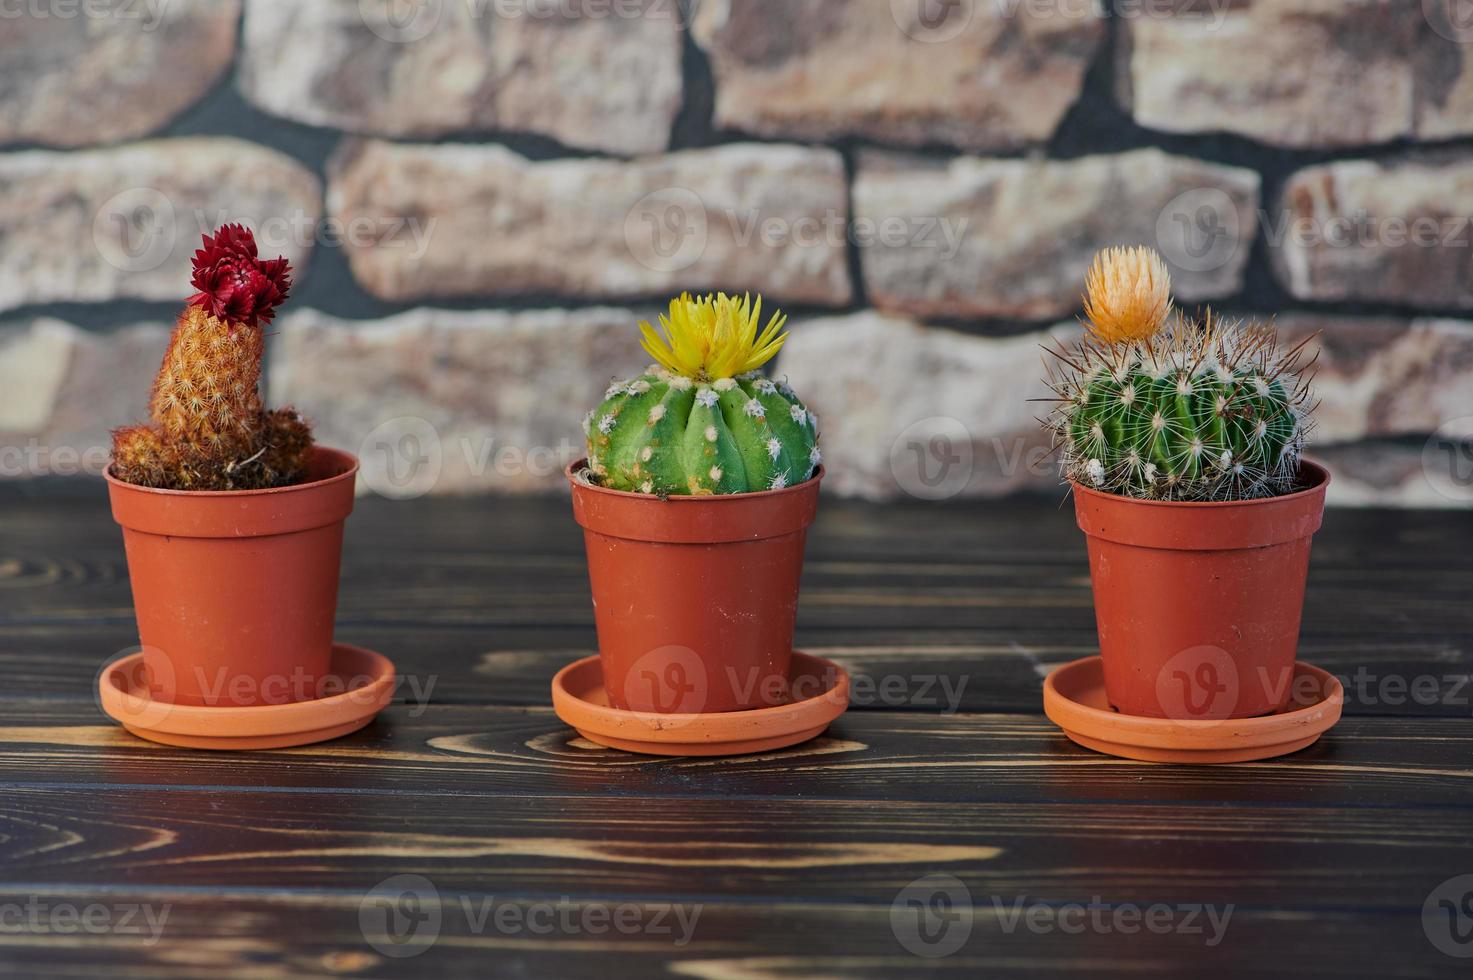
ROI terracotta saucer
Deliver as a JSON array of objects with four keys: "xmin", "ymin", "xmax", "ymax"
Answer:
[
  {"xmin": 1043, "ymin": 655, "xmax": 1343, "ymax": 764},
  {"xmin": 98, "ymin": 643, "xmax": 396, "ymax": 750},
  {"xmin": 551, "ymin": 651, "xmax": 849, "ymax": 756}
]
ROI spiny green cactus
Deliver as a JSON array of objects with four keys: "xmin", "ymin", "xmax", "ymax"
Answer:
[
  {"xmin": 1046, "ymin": 247, "xmax": 1316, "ymax": 502},
  {"xmin": 584, "ymin": 293, "xmax": 821, "ymax": 495}
]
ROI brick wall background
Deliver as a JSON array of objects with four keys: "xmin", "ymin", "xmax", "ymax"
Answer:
[{"xmin": 2, "ymin": 0, "xmax": 1472, "ymax": 506}]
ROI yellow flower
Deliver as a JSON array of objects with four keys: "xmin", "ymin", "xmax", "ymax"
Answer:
[
  {"xmin": 639, "ymin": 292, "xmax": 788, "ymax": 381},
  {"xmin": 1082, "ymin": 246, "xmax": 1173, "ymax": 345}
]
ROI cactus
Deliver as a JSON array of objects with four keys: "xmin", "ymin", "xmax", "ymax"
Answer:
[
  {"xmin": 1045, "ymin": 247, "xmax": 1317, "ymax": 502},
  {"xmin": 111, "ymin": 225, "xmax": 314, "ymax": 491},
  {"xmin": 584, "ymin": 292, "xmax": 821, "ymax": 495}
]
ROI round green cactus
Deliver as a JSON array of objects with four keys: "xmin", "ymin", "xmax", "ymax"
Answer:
[
  {"xmin": 1063, "ymin": 350, "xmax": 1306, "ymax": 499},
  {"xmin": 583, "ymin": 293, "xmax": 820, "ymax": 495},
  {"xmin": 1048, "ymin": 248, "xmax": 1314, "ymax": 501}
]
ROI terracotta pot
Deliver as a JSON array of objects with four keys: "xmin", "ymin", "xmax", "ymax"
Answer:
[
  {"xmin": 567, "ymin": 461, "xmax": 822, "ymax": 714},
  {"xmin": 1072, "ymin": 461, "xmax": 1330, "ymax": 720},
  {"xmin": 106, "ymin": 446, "xmax": 358, "ymax": 707}
]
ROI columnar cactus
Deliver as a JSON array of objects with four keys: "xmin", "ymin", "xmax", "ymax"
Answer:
[
  {"xmin": 1046, "ymin": 247, "xmax": 1316, "ymax": 502},
  {"xmin": 111, "ymin": 225, "xmax": 313, "ymax": 491},
  {"xmin": 585, "ymin": 293, "xmax": 820, "ymax": 495}
]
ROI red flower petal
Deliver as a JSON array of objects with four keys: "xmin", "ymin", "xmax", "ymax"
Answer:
[{"xmin": 186, "ymin": 224, "xmax": 293, "ymax": 328}]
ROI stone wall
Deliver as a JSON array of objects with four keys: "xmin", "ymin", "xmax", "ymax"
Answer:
[{"xmin": 2, "ymin": 0, "xmax": 1472, "ymax": 506}]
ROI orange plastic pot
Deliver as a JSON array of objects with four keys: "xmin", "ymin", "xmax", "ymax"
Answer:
[
  {"xmin": 567, "ymin": 461, "xmax": 822, "ymax": 714},
  {"xmin": 106, "ymin": 447, "xmax": 358, "ymax": 707},
  {"xmin": 1072, "ymin": 461, "xmax": 1329, "ymax": 720}
]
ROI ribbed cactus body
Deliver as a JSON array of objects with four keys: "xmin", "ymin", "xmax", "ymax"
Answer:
[
  {"xmin": 1067, "ymin": 360, "xmax": 1300, "ymax": 498},
  {"xmin": 1050, "ymin": 311, "xmax": 1313, "ymax": 502},
  {"xmin": 587, "ymin": 369, "xmax": 820, "ymax": 495},
  {"xmin": 1047, "ymin": 247, "xmax": 1314, "ymax": 502}
]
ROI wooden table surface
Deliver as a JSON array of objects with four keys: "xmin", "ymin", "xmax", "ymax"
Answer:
[{"xmin": 1, "ymin": 482, "xmax": 1471, "ymax": 978}]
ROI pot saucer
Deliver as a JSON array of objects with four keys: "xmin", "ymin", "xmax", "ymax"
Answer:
[
  {"xmin": 98, "ymin": 643, "xmax": 396, "ymax": 750},
  {"xmin": 1043, "ymin": 655, "xmax": 1343, "ymax": 764},
  {"xmin": 551, "ymin": 651, "xmax": 849, "ymax": 756}
]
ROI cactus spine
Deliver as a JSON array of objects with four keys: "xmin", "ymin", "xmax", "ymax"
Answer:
[
  {"xmin": 1046, "ymin": 247, "xmax": 1316, "ymax": 502},
  {"xmin": 585, "ymin": 293, "xmax": 820, "ymax": 495},
  {"xmin": 111, "ymin": 225, "xmax": 313, "ymax": 491}
]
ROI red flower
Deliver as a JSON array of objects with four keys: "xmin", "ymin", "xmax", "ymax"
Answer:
[{"xmin": 186, "ymin": 224, "xmax": 292, "ymax": 328}]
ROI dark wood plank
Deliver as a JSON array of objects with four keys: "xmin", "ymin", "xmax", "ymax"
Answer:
[
  {"xmin": 3, "ymin": 485, "xmax": 1471, "ymax": 979},
  {"xmin": 4, "ymin": 493, "xmax": 1472, "ymax": 636},
  {"xmin": 4, "ymin": 620, "xmax": 1469, "ymax": 717},
  {"xmin": 4, "ymin": 776, "xmax": 1471, "ymax": 913},
  {"xmin": 0, "ymin": 889, "xmax": 1452, "ymax": 980},
  {"xmin": 1, "ymin": 702, "xmax": 1470, "ymax": 809}
]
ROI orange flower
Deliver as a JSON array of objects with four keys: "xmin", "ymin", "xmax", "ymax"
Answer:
[{"xmin": 1082, "ymin": 246, "xmax": 1173, "ymax": 345}]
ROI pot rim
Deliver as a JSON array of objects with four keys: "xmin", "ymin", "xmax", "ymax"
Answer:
[
  {"xmin": 1069, "ymin": 458, "xmax": 1329, "ymax": 510},
  {"xmin": 564, "ymin": 459, "xmax": 823, "ymax": 501},
  {"xmin": 104, "ymin": 445, "xmax": 359, "ymax": 497}
]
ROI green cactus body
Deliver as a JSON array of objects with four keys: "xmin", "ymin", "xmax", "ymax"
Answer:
[
  {"xmin": 1050, "ymin": 248, "xmax": 1314, "ymax": 502},
  {"xmin": 1066, "ymin": 358, "xmax": 1299, "ymax": 498},
  {"xmin": 586, "ymin": 368, "xmax": 820, "ymax": 495}
]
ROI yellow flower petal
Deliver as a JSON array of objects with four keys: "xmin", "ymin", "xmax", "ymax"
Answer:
[{"xmin": 637, "ymin": 292, "xmax": 790, "ymax": 381}]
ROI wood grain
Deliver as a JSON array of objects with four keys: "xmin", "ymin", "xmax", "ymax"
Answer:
[{"xmin": 1, "ymin": 483, "xmax": 1471, "ymax": 978}]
